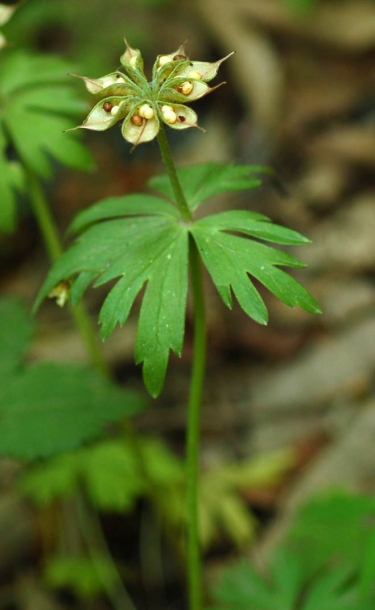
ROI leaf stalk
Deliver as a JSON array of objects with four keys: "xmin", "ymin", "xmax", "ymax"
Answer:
[
  {"xmin": 157, "ymin": 126, "xmax": 193, "ymax": 223},
  {"xmin": 186, "ymin": 236, "xmax": 206, "ymax": 610}
]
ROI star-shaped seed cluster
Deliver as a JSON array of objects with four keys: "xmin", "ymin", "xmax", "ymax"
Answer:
[{"xmin": 71, "ymin": 40, "xmax": 233, "ymax": 146}]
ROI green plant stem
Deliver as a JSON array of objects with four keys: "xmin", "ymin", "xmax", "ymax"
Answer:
[
  {"xmin": 26, "ymin": 169, "xmax": 110, "ymax": 377},
  {"xmin": 76, "ymin": 489, "xmax": 137, "ymax": 610},
  {"xmin": 157, "ymin": 127, "xmax": 193, "ymax": 223},
  {"xmin": 186, "ymin": 237, "xmax": 206, "ymax": 610},
  {"xmin": 156, "ymin": 128, "xmax": 206, "ymax": 610}
]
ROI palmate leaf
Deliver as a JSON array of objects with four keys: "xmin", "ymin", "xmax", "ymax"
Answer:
[
  {"xmin": 148, "ymin": 161, "xmax": 267, "ymax": 211},
  {"xmin": 286, "ymin": 491, "xmax": 375, "ymax": 578},
  {"xmin": 35, "ymin": 201, "xmax": 188, "ymax": 397},
  {"xmin": 36, "ymin": 164, "xmax": 319, "ymax": 397},
  {"xmin": 208, "ymin": 550, "xmax": 373, "ymax": 610},
  {"xmin": 0, "ymin": 49, "xmax": 93, "ymax": 231},
  {"xmin": 191, "ymin": 210, "xmax": 321, "ymax": 324},
  {"xmin": 208, "ymin": 549, "xmax": 303, "ymax": 610}
]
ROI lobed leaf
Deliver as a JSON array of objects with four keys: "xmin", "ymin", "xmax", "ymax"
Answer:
[
  {"xmin": 45, "ymin": 554, "xmax": 117, "ymax": 598},
  {"xmin": 207, "ymin": 550, "xmax": 370, "ymax": 610},
  {"xmin": 69, "ymin": 193, "xmax": 179, "ymax": 234},
  {"xmin": 287, "ymin": 491, "xmax": 375, "ymax": 578},
  {"xmin": 35, "ymin": 213, "xmax": 189, "ymax": 397},
  {"xmin": 149, "ymin": 162, "xmax": 266, "ymax": 211},
  {"xmin": 0, "ymin": 49, "xmax": 93, "ymax": 200},
  {"xmin": 196, "ymin": 210, "xmax": 311, "ymax": 245},
  {"xmin": 191, "ymin": 215, "xmax": 321, "ymax": 322}
]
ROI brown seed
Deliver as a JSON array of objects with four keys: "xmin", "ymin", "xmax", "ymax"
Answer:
[
  {"xmin": 173, "ymin": 54, "xmax": 186, "ymax": 61},
  {"xmin": 131, "ymin": 114, "xmax": 143, "ymax": 126},
  {"xmin": 178, "ymin": 116, "xmax": 186, "ymax": 122},
  {"xmin": 103, "ymin": 101, "xmax": 113, "ymax": 112}
]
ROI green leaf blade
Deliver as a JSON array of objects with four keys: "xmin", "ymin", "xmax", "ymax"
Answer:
[
  {"xmin": 149, "ymin": 162, "xmax": 267, "ymax": 211},
  {"xmin": 36, "ymin": 213, "xmax": 189, "ymax": 397},
  {"xmin": 192, "ymin": 226, "xmax": 268, "ymax": 325},
  {"xmin": 0, "ymin": 297, "xmax": 34, "ymax": 378},
  {"xmin": 135, "ymin": 228, "xmax": 189, "ymax": 396},
  {"xmin": 0, "ymin": 48, "xmax": 93, "ymax": 201},
  {"xmin": 69, "ymin": 193, "xmax": 179, "ymax": 235},
  {"xmin": 191, "ymin": 213, "xmax": 320, "ymax": 323},
  {"xmin": 197, "ymin": 210, "xmax": 311, "ymax": 245},
  {"xmin": 0, "ymin": 362, "xmax": 143, "ymax": 459}
]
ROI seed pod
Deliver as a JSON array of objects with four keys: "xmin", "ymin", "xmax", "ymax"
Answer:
[
  {"xmin": 103, "ymin": 101, "xmax": 113, "ymax": 112},
  {"xmin": 131, "ymin": 114, "xmax": 143, "ymax": 126},
  {"xmin": 129, "ymin": 56, "xmax": 137, "ymax": 67}
]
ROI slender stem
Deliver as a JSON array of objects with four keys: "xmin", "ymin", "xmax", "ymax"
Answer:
[
  {"xmin": 26, "ymin": 168, "xmax": 63, "ymax": 261},
  {"xmin": 157, "ymin": 127, "xmax": 193, "ymax": 223},
  {"xmin": 186, "ymin": 237, "xmax": 206, "ymax": 610},
  {"xmin": 26, "ymin": 169, "xmax": 110, "ymax": 377},
  {"xmin": 76, "ymin": 488, "xmax": 137, "ymax": 610},
  {"xmin": 156, "ymin": 129, "xmax": 206, "ymax": 610}
]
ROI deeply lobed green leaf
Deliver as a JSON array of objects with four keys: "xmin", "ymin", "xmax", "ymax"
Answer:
[
  {"xmin": 191, "ymin": 216, "xmax": 320, "ymax": 324},
  {"xmin": 69, "ymin": 193, "xmax": 179, "ymax": 234},
  {"xmin": 36, "ymin": 163, "xmax": 320, "ymax": 396},
  {"xmin": 36, "ymin": 212, "xmax": 189, "ymax": 397}
]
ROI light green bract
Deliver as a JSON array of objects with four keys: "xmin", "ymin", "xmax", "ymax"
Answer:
[{"xmin": 70, "ymin": 39, "xmax": 233, "ymax": 145}]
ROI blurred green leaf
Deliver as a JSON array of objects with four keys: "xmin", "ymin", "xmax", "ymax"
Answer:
[
  {"xmin": 208, "ymin": 550, "xmax": 301, "ymax": 610},
  {"xmin": 282, "ymin": 0, "xmax": 320, "ymax": 13},
  {"xmin": 0, "ymin": 296, "xmax": 143, "ymax": 459},
  {"xmin": 45, "ymin": 554, "xmax": 116, "ymax": 598},
  {"xmin": 81, "ymin": 440, "xmax": 145, "ymax": 511},
  {"xmin": 0, "ymin": 362, "xmax": 143, "ymax": 458},
  {"xmin": 3, "ymin": 0, "xmax": 168, "ymax": 75},
  {"xmin": 0, "ymin": 48, "xmax": 93, "ymax": 232},
  {"xmin": 360, "ymin": 527, "xmax": 375, "ymax": 598},
  {"xmin": 208, "ymin": 549, "xmax": 374, "ymax": 610},
  {"xmin": 0, "ymin": 297, "xmax": 34, "ymax": 377},
  {"xmin": 286, "ymin": 491, "xmax": 375, "ymax": 577}
]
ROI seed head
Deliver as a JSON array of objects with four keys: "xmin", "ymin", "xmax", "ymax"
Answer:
[{"xmin": 69, "ymin": 40, "xmax": 233, "ymax": 146}]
